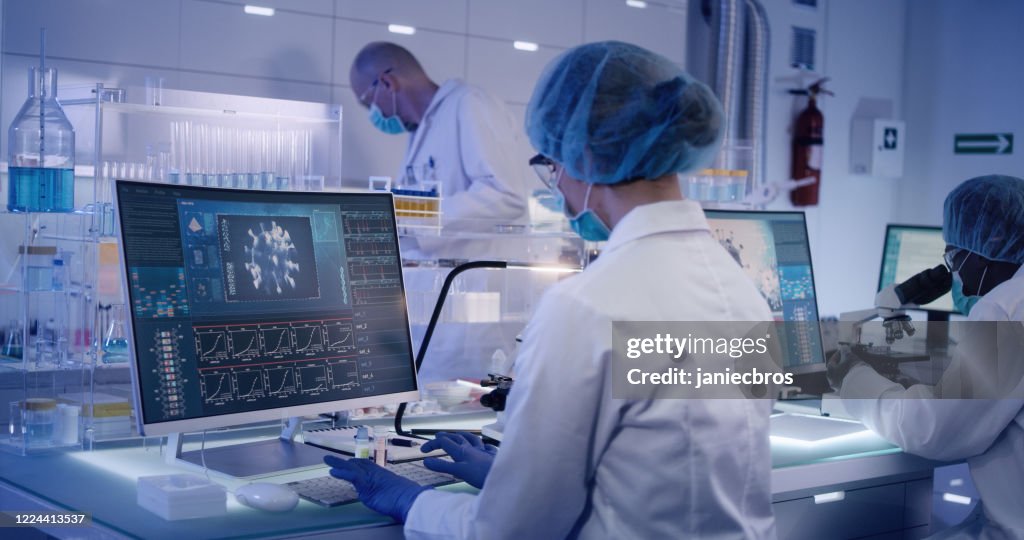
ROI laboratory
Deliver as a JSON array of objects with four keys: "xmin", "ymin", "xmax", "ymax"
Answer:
[{"xmin": 0, "ymin": 1, "xmax": 1021, "ymax": 539}]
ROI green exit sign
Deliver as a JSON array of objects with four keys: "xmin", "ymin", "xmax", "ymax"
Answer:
[{"xmin": 955, "ymin": 133, "xmax": 1013, "ymax": 155}]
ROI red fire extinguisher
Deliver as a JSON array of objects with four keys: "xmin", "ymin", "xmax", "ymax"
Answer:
[{"xmin": 789, "ymin": 78, "xmax": 832, "ymax": 206}]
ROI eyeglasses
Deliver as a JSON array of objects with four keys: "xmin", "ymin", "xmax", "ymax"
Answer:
[
  {"xmin": 529, "ymin": 154, "xmax": 558, "ymax": 189},
  {"xmin": 359, "ymin": 68, "xmax": 394, "ymax": 106}
]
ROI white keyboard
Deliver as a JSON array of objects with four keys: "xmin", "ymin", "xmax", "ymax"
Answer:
[{"xmin": 287, "ymin": 460, "xmax": 459, "ymax": 507}]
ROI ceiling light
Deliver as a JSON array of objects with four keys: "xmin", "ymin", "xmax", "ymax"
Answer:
[
  {"xmin": 243, "ymin": 5, "xmax": 274, "ymax": 16},
  {"xmin": 388, "ymin": 24, "xmax": 416, "ymax": 35}
]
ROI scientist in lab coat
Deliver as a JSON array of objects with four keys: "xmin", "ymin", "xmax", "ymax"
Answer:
[
  {"xmin": 350, "ymin": 42, "xmax": 541, "ymax": 382},
  {"xmin": 349, "ymin": 41, "xmax": 533, "ymax": 258},
  {"xmin": 833, "ymin": 175, "xmax": 1024, "ymax": 539},
  {"xmin": 326, "ymin": 41, "xmax": 778, "ymax": 539}
]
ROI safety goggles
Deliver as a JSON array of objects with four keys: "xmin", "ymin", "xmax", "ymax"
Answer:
[
  {"xmin": 358, "ymin": 68, "xmax": 394, "ymax": 106},
  {"xmin": 529, "ymin": 154, "xmax": 559, "ymax": 189},
  {"xmin": 943, "ymin": 246, "xmax": 970, "ymax": 272}
]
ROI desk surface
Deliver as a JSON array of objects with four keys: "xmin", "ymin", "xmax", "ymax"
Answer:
[{"xmin": 0, "ymin": 409, "xmax": 938, "ymax": 539}]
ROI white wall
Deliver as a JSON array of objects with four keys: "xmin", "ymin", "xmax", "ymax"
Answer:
[
  {"xmin": 750, "ymin": 0, "xmax": 908, "ymax": 316},
  {"xmin": 0, "ymin": 0, "xmax": 944, "ymax": 318},
  {"xmin": 0, "ymin": 0, "xmax": 688, "ymax": 185},
  {"xmin": 899, "ymin": 0, "xmax": 1024, "ymax": 227}
]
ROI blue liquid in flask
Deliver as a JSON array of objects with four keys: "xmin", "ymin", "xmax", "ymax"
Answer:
[
  {"xmin": 102, "ymin": 338, "xmax": 129, "ymax": 363},
  {"xmin": 7, "ymin": 167, "xmax": 74, "ymax": 212}
]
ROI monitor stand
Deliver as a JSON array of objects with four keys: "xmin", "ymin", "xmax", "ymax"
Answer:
[{"xmin": 164, "ymin": 418, "xmax": 329, "ymax": 479}]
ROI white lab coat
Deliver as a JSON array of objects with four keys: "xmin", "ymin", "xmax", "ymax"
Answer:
[
  {"xmin": 841, "ymin": 267, "xmax": 1024, "ymax": 539},
  {"xmin": 405, "ymin": 200, "xmax": 777, "ymax": 539},
  {"xmin": 400, "ymin": 79, "xmax": 534, "ymax": 261}
]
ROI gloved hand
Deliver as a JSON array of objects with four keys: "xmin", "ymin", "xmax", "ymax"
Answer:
[
  {"xmin": 421, "ymin": 431, "xmax": 498, "ymax": 489},
  {"xmin": 324, "ymin": 455, "xmax": 428, "ymax": 522},
  {"xmin": 826, "ymin": 345, "xmax": 864, "ymax": 391}
]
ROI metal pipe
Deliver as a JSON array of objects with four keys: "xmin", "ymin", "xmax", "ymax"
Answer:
[
  {"xmin": 744, "ymin": 0, "xmax": 770, "ymax": 196},
  {"xmin": 712, "ymin": 0, "xmax": 746, "ymax": 155}
]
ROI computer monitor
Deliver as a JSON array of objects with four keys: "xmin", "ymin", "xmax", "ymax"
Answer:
[
  {"xmin": 114, "ymin": 181, "xmax": 420, "ymax": 444},
  {"xmin": 878, "ymin": 224, "xmax": 956, "ymax": 316},
  {"xmin": 704, "ymin": 210, "xmax": 826, "ymax": 374}
]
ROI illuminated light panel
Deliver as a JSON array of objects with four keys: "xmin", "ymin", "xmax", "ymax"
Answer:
[
  {"xmin": 813, "ymin": 491, "xmax": 845, "ymax": 504},
  {"xmin": 388, "ymin": 24, "xmax": 416, "ymax": 35},
  {"xmin": 942, "ymin": 493, "xmax": 972, "ymax": 505},
  {"xmin": 243, "ymin": 5, "xmax": 275, "ymax": 16}
]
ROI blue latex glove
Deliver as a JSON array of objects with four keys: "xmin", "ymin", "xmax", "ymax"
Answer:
[
  {"xmin": 323, "ymin": 455, "xmax": 428, "ymax": 522},
  {"xmin": 421, "ymin": 431, "xmax": 498, "ymax": 489}
]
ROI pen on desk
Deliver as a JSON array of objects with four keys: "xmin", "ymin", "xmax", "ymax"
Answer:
[{"xmin": 390, "ymin": 438, "xmax": 420, "ymax": 447}]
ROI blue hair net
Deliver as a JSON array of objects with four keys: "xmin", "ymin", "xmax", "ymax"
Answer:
[
  {"xmin": 943, "ymin": 174, "xmax": 1024, "ymax": 264},
  {"xmin": 525, "ymin": 41, "xmax": 723, "ymax": 185}
]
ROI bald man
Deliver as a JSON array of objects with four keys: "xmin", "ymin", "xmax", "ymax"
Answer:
[{"xmin": 350, "ymin": 42, "xmax": 533, "ymax": 257}]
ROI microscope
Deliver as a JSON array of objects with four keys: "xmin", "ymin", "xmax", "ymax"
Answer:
[
  {"xmin": 479, "ymin": 374, "xmax": 513, "ymax": 443},
  {"xmin": 838, "ymin": 264, "xmax": 951, "ymax": 377}
]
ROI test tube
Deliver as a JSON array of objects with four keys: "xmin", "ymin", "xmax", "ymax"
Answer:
[{"xmin": 374, "ymin": 429, "xmax": 387, "ymax": 466}]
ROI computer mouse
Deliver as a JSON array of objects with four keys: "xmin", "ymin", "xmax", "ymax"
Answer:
[{"xmin": 234, "ymin": 482, "xmax": 299, "ymax": 512}]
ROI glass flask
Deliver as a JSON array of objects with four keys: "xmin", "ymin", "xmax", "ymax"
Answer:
[
  {"xmin": 7, "ymin": 67, "xmax": 76, "ymax": 212},
  {"xmin": 101, "ymin": 304, "xmax": 129, "ymax": 363},
  {"xmin": 1, "ymin": 320, "xmax": 24, "ymax": 361}
]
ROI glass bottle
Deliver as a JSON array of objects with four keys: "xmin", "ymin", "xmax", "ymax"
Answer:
[
  {"xmin": 7, "ymin": 67, "xmax": 76, "ymax": 212},
  {"xmin": 101, "ymin": 304, "xmax": 129, "ymax": 363}
]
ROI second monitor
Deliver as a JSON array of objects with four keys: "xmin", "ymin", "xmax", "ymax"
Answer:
[
  {"xmin": 879, "ymin": 224, "xmax": 956, "ymax": 315},
  {"xmin": 704, "ymin": 210, "xmax": 826, "ymax": 374}
]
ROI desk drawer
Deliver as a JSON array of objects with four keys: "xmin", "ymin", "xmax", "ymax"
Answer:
[{"xmin": 774, "ymin": 483, "xmax": 905, "ymax": 540}]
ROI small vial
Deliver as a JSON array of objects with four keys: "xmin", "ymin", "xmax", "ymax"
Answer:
[
  {"xmin": 354, "ymin": 426, "xmax": 371, "ymax": 459},
  {"xmin": 374, "ymin": 430, "xmax": 387, "ymax": 466},
  {"xmin": 51, "ymin": 256, "xmax": 65, "ymax": 291},
  {"xmin": 56, "ymin": 403, "xmax": 80, "ymax": 445}
]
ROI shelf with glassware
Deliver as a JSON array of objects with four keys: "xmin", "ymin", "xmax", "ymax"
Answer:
[
  {"xmin": 3, "ymin": 77, "xmax": 344, "ymax": 453},
  {"xmin": 63, "ymin": 84, "xmax": 343, "ymax": 209},
  {"xmin": 0, "ymin": 203, "xmax": 99, "ymax": 455},
  {"xmin": 0, "ymin": 61, "xmax": 95, "ymax": 454}
]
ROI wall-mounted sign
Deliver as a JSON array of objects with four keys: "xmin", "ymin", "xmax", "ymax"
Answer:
[{"xmin": 954, "ymin": 133, "xmax": 1013, "ymax": 155}]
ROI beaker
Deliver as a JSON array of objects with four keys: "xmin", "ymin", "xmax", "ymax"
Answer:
[{"xmin": 101, "ymin": 304, "xmax": 129, "ymax": 363}]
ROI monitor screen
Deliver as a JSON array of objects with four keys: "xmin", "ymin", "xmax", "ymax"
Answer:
[
  {"xmin": 704, "ymin": 210, "xmax": 826, "ymax": 373},
  {"xmin": 878, "ymin": 225, "xmax": 954, "ymax": 313},
  {"xmin": 115, "ymin": 181, "xmax": 420, "ymax": 435}
]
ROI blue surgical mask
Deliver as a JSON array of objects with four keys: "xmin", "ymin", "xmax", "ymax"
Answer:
[
  {"xmin": 368, "ymin": 85, "xmax": 405, "ymax": 135},
  {"xmin": 557, "ymin": 177, "xmax": 610, "ymax": 242},
  {"xmin": 951, "ymin": 271, "xmax": 982, "ymax": 315}
]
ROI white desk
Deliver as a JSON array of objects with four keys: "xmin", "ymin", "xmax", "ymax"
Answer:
[{"xmin": 1, "ymin": 410, "xmax": 940, "ymax": 539}]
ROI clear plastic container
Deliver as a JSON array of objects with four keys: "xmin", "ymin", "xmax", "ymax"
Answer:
[
  {"xmin": 21, "ymin": 245, "xmax": 58, "ymax": 291},
  {"xmin": 7, "ymin": 67, "xmax": 76, "ymax": 212},
  {"xmin": 20, "ymin": 398, "xmax": 57, "ymax": 447}
]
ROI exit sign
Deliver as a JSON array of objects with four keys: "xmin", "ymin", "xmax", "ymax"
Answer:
[{"xmin": 954, "ymin": 133, "xmax": 1013, "ymax": 155}]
